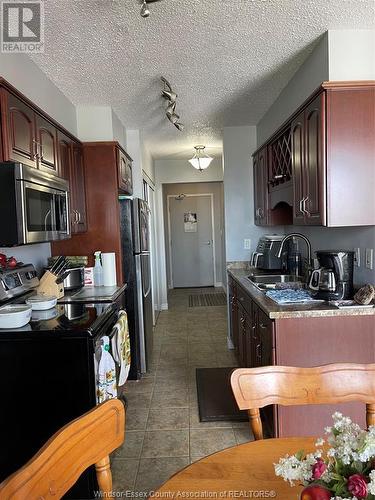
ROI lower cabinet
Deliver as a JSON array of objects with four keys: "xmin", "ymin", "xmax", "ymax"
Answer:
[{"xmin": 228, "ymin": 274, "xmax": 375, "ymax": 439}]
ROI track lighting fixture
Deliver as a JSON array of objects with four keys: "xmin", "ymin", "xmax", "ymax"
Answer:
[
  {"xmin": 161, "ymin": 76, "xmax": 184, "ymax": 132},
  {"xmin": 139, "ymin": 0, "xmax": 162, "ymax": 18},
  {"xmin": 140, "ymin": 0, "xmax": 150, "ymax": 17}
]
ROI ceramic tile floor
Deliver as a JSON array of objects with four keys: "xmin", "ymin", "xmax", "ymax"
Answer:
[{"xmin": 111, "ymin": 288, "xmax": 253, "ymax": 495}]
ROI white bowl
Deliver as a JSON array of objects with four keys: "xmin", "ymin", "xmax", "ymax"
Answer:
[
  {"xmin": 26, "ymin": 295, "xmax": 57, "ymax": 311},
  {"xmin": 0, "ymin": 305, "xmax": 32, "ymax": 329},
  {"xmin": 31, "ymin": 307, "xmax": 58, "ymax": 321}
]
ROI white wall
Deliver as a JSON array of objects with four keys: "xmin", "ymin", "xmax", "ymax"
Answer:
[
  {"xmin": 76, "ymin": 106, "xmax": 126, "ymax": 148},
  {"xmin": 329, "ymin": 30, "xmax": 375, "ymax": 80},
  {"xmin": 257, "ymin": 33, "xmax": 329, "ymax": 145},
  {"xmin": 155, "ymin": 157, "xmax": 223, "ymax": 184},
  {"xmin": 126, "ymin": 129, "xmax": 144, "ymax": 199},
  {"xmin": 0, "ymin": 54, "xmax": 77, "ymax": 134},
  {"xmin": 223, "ymin": 126, "xmax": 271, "ymax": 263},
  {"xmin": 0, "ymin": 243, "xmax": 51, "ymax": 274}
]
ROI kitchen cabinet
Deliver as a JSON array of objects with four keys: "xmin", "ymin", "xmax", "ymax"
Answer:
[
  {"xmin": 0, "ymin": 86, "xmax": 65, "ymax": 176},
  {"xmin": 51, "ymin": 142, "xmax": 133, "ymax": 283},
  {"xmin": 0, "ymin": 90, "xmax": 37, "ymax": 168},
  {"xmin": 57, "ymin": 133, "xmax": 87, "ymax": 234},
  {"xmin": 291, "ymin": 93, "xmax": 325, "ymax": 225},
  {"xmin": 70, "ymin": 143, "xmax": 87, "ymax": 234},
  {"xmin": 228, "ymin": 272, "xmax": 375, "ymax": 438},
  {"xmin": 57, "ymin": 131, "xmax": 73, "ymax": 180},
  {"xmin": 253, "ymin": 82, "xmax": 375, "ymax": 227},
  {"xmin": 253, "ymin": 147, "xmax": 268, "ymax": 226},
  {"xmin": 118, "ymin": 148, "xmax": 133, "ymax": 195},
  {"xmin": 228, "ymin": 277, "xmax": 239, "ymax": 354},
  {"xmin": 35, "ymin": 114, "xmax": 58, "ymax": 174}
]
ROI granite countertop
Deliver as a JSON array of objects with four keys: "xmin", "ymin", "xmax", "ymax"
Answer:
[
  {"xmin": 227, "ymin": 267, "xmax": 375, "ymax": 320},
  {"xmin": 58, "ymin": 283, "xmax": 127, "ymax": 303}
]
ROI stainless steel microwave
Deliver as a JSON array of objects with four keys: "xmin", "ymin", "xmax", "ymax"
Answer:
[{"xmin": 0, "ymin": 162, "xmax": 70, "ymax": 246}]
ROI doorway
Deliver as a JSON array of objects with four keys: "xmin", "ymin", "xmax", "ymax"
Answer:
[{"xmin": 167, "ymin": 194, "xmax": 215, "ymax": 288}]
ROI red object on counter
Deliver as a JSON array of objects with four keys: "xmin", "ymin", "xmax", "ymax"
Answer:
[
  {"xmin": 7, "ymin": 257, "xmax": 17, "ymax": 268},
  {"xmin": 0, "ymin": 253, "xmax": 6, "ymax": 267},
  {"xmin": 300, "ymin": 486, "xmax": 331, "ymax": 500}
]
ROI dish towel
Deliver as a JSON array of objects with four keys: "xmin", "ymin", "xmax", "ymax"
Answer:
[
  {"xmin": 266, "ymin": 289, "xmax": 317, "ymax": 304},
  {"xmin": 97, "ymin": 335, "xmax": 117, "ymax": 403},
  {"xmin": 112, "ymin": 310, "xmax": 131, "ymax": 386}
]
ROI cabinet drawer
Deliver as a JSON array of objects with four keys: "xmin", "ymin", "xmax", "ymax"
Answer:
[{"xmin": 237, "ymin": 285, "xmax": 252, "ymax": 315}]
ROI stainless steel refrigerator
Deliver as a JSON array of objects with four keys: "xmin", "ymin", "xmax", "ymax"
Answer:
[{"xmin": 119, "ymin": 197, "xmax": 153, "ymax": 378}]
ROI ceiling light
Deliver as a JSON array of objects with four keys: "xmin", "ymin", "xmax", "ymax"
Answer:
[
  {"xmin": 188, "ymin": 145, "xmax": 213, "ymax": 172},
  {"xmin": 140, "ymin": 0, "xmax": 150, "ymax": 17}
]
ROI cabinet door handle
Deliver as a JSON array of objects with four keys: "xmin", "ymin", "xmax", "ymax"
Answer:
[
  {"xmin": 256, "ymin": 343, "xmax": 262, "ymax": 359},
  {"xmin": 77, "ymin": 211, "xmax": 81, "ymax": 223},
  {"xmin": 32, "ymin": 139, "xmax": 39, "ymax": 159},
  {"xmin": 39, "ymin": 143, "xmax": 44, "ymax": 159},
  {"xmin": 259, "ymin": 322, "xmax": 267, "ymax": 329},
  {"xmin": 303, "ymin": 196, "xmax": 310, "ymax": 217}
]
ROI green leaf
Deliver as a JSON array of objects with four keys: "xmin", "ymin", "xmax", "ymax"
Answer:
[{"xmin": 295, "ymin": 450, "xmax": 305, "ymax": 461}]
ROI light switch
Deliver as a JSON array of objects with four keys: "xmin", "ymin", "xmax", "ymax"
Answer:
[
  {"xmin": 365, "ymin": 248, "xmax": 373, "ymax": 270},
  {"xmin": 244, "ymin": 239, "xmax": 251, "ymax": 250}
]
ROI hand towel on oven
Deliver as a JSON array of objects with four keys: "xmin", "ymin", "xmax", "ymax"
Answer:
[
  {"xmin": 111, "ymin": 310, "xmax": 131, "ymax": 386},
  {"xmin": 97, "ymin": 335, "xmax": 117, "ymax": 403}
]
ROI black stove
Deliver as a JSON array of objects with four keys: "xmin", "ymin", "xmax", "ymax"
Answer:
[{"xmin": 0, "ymin": 264, "xmax": 125, "ymax": 499}]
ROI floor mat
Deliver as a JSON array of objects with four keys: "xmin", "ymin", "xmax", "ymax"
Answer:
[
  {"xmin": 196, "ymin": 367, "xmax": 248, "ymax": 422},
  {"xmin": 189, "ymin": 292, "xmax": 227, "ymax": 307}
]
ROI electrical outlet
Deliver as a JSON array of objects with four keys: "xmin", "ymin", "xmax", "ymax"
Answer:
[
  {"xmin": 354, "ymin": 248, "xmax": 361, "ymax": 267},
  {"xmin": 365, "ymin": 249, "xmax": 374, "ymax": 270},
  {"xmin": 244, "ymin": 239, "xmax": 251, "ymax": 250}
]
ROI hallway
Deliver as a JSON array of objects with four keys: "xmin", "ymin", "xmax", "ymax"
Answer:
[{"xmin": 112, "ymin": 288, "xmax": 252, "ymax": 495}]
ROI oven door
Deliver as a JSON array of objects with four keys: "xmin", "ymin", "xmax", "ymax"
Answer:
[{"xmin": 17, "ymin": 180, "xmax": 70, "ymax": 244}]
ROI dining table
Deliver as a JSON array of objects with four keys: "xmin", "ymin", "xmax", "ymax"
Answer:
[{"xmin": 154, "ymin": 437, "xmax": 318, "ymax": 500}]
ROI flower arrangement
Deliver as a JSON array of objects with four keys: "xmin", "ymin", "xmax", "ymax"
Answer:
[{"xmin": 274, "ymin": 412, "xmax": 375, "ymax": 499}]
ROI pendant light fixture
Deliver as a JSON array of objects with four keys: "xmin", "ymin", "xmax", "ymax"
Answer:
[{"xmin": 188, "ymin": 146, "xmax": 213, "ymax": 172}]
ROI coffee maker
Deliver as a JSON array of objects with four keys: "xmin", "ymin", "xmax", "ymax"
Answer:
[{"xmin": 308, "ymin": 250, "xmax": 354, "ymax": 300}]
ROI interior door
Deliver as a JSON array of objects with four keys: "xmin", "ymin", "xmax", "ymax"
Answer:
[{"xmin": 169, "ymin": 195, "xmax": 214, "ymax": 288}]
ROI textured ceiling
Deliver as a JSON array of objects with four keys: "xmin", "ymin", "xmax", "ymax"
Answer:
[{"xmin": 31, "ymin": 0, "xmax": 375, "ymax": 158}]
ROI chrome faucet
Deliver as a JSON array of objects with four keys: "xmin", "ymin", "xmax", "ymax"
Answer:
[{"xmin": 277, "ymin": 233, "xmax": 313, "ymax": 278}]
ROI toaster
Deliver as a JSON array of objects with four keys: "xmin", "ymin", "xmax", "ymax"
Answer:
[{"xmin": 251, "ymin": 235, "xmax": 285, "ymax": 270}]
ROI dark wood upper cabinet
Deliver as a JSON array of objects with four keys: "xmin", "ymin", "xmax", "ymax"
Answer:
[
  {"xmin": 291, "ymin": 113, "xmax": 305, "ymax": 224},
  {"xmin": 254, "ymin": 82, "xmax": 375, "ymax": 227},
  {"xmin": 70, "ymin": 143, "xmax": 87, "ymax": 234},
  {"xmin": 253, "ymin": 147, "xmax": 268, "ymax": 226},
  {"xmin": 291, "ymin": 93, "xmax": 326, "ymax": 225},
  {"xmin": 118, "ymin": 149, "xmax": 133, "ymax": 195},
  {"xmin": 35, "ymin": 114, "xmax": 58, "ymax": 174},
  {"xmin": 57, "ymin": 131, "xmax": 72, "ymax": 180},
  {"xmin": 1, "ymin": 90, "xmax": 37, "ymax": 168}
]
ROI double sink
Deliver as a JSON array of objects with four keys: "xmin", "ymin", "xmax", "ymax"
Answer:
[{"xmin": 247, "ymin": 273, "xmax": 304, "ymax": 292}]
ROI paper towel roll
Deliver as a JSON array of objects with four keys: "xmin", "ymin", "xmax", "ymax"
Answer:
[{"xmin": 102, "ymin": 252, "xmax": 117, "ymax": 286}]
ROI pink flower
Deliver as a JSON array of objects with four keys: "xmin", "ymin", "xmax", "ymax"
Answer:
[
  {"xmin": 347, "ymin": 474, "xmax": 368, "ymax": 499},
  {"xmin": 312, "ymin": 458, "xmax": 327, "ymax": 479}
]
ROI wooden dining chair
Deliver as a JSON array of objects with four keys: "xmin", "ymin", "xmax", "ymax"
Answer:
[
  {"xmin": 231, "ymin": 363, "xmax": 375, "ymax": 440},
  {"xmin": 0, "ymin": 399, "xmax": 125, "ymax": 499}
]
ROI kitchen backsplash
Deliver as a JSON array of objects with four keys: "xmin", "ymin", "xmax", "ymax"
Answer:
[
  {"xmin": 287, "ymin": 225, "xmax": 375, "ymax": 286},
  {"xmin": 0, "ymin": 243, "xmax": 51, "ymax": 273}
]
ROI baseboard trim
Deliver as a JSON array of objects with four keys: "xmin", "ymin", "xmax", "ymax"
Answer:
[
  {"xmin": 160, "ymin": 302, "xmax": 169, "ymax": 310},
  {"xmin": 214, "ymin": 281, "xmax": 223, "ymax": 288}
]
